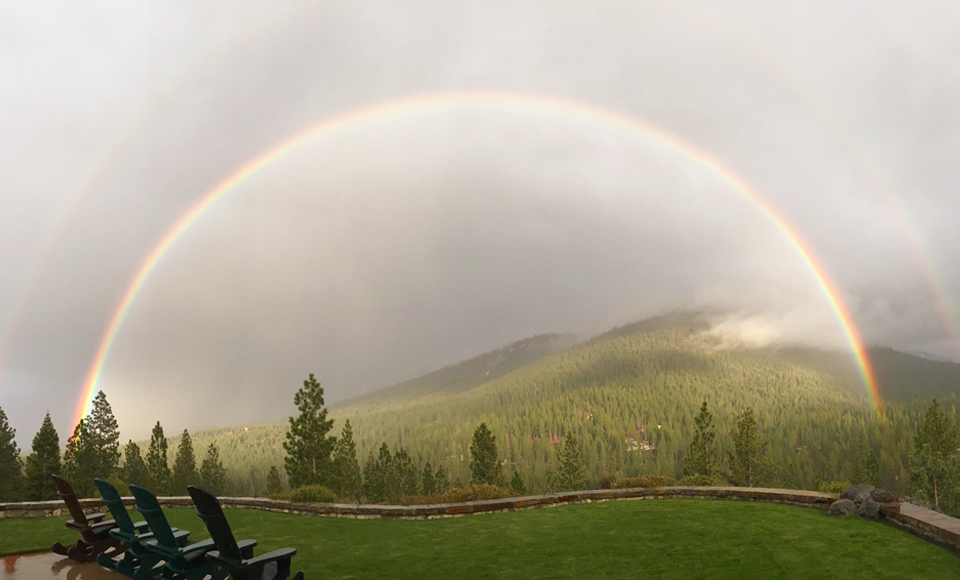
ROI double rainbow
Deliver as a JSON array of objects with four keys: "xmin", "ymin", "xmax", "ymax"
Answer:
[{"xmin": 72, "ymin": 90, "xmax": 880, "ymax": 427}]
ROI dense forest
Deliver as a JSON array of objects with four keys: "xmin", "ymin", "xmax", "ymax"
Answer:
[
  {"xmin": 3, "ymin": 313, "xmax": 959, "ymax": 505},
  {"xmin": 126, "ymin": 315, "xmax": 960, "ymax": 497}
]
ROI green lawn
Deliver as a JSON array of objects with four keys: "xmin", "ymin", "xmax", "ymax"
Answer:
[{"xmin": 2, "ymin": 500, "xmax": 957, "ymax": 579}]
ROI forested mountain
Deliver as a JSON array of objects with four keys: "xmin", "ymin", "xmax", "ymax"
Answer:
[{"xmin": 131, "ymin": 315, "xmax": 960, "ymax": 496}]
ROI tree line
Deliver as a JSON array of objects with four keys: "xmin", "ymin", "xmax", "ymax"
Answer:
[{"xmin": 0, "ymin": 391, "xmax": 227, "ymax": 502}]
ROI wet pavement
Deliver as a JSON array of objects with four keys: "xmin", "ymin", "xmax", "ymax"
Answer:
[{"xmin": 2, "ymin": 552, "xmax": 126, "ymax": 579}]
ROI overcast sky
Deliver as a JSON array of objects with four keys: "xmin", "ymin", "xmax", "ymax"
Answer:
[{"xmin": 2, "ymin": 1, "xmax": 959, "ymax": 447}]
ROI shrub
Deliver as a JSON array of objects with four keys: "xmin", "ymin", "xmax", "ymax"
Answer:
[
  {"xmin": 609, "ymin": 475, "xmax": 680, "ymax": 489},
  {"xmin": 818, "ymin": 481, "xmax": 850, "ymax": 494},
  {"xmin": 290, "ymin": 484, "xmax": 338, "ymax": 503},
  {"xmin": 401, "ymin": 484, "xmax": 513, "ymax": 505},
  {"xmin": 680, "ymin": 474, "xmax": 721, "ymax": 486}
]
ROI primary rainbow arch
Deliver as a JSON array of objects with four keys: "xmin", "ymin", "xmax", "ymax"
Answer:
[{"xmin": 72, "ymin": 90, "xmax": 881, "ymax": 427}]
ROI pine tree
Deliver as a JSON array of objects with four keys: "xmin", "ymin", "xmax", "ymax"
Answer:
[
  {"xmin": 283, "ymin": 373, "xmax": 336, "ymax": 489},
  {"xmin": 727, "ymin": 407, "xmax": 769, "ymax": 487},
  {"xmin": 469, "ymin": 423, "xmax": 502, "ymax": 486},
  {"xmin": 171, "ymin": 429, "xmax": 199, "ymax": 494},
  {"xmin": 63, "ymin": 419, "xmax": 97, "ymax": 497},
  {"xmin": 24, "ymin": 413, "xmax": 61, "ymax": 501},
  {"xmin": 509, "ymin": 471, "xmax": 527, "ymax": 496},
  {"xmin": 910, "ymin": 399, "xmax": 960, "ymax": 512},
  {"xmin": 86, "ymin": 391, "xmax": 121, "ymax": 479},
  {"xmin": 0, "ymin": 409, "xmax": 23, "ymax": 503},
  {"xmin": 363, "ymin": 444, "xmax": 391, "ymax": 502},
  {"xmin": 434, "ymin": 464, "xmax": 450, "ymax": 494},
  {"xmin": 121, "ymin": 440, "xmax": 148, "ymax": 486},
  {"xmin": 266, "ymin": 465, "xmax": 283, "ymax": 495},
  {"xmin": 0, "ymin": 407, "xmax": 23, "ymax": 502},
  {"xmin": 199, "ymin": 443, "xmax": 227, "ymax": 496},
  {"xmin": 145, "ymin": 421, "xmax": 171, "ymax": 494},
  {"xmin": 331, "ymin": 420, "xmax": 361, "ymax": 497},
  {"xmin": 420, "ymin": 461, "xmax": 436, "ymax": 496},
  {"xmin": 684, "ymin": 400, "xmax": 718, "ymax": 478},
  {"xmin": 866, "ymin": 448, "xmax": 883, "ymax": 489},
  {"xmin": 549, "ymin": 434, "xmax": 586, "ymax": 491},
  {"xmin": 393, "ymin": 447, "xmax": 418, "ymax": 499}
]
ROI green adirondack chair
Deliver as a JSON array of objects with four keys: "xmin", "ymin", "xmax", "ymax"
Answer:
[
  {"xmin": 94, "ymin": 478, "xmax": 178, "ymax": 577},
  {"xmin": 50, "ymin": 474, "xmax": 126, "ymax": 563},
  {"xmin": 188, "ymin": 485, "xmax": 304, "ymax": 580},
  {"xmin": 130, "ymin": 484, "xmax": 254, "ymax": 580}
]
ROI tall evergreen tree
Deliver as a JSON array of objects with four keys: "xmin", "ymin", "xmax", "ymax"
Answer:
[
  {"xmin": 363, "ymin": 444, "xmax": 391, "ymax": 502},
  {"xmin": 63, "ymin": 419, "xmax": 97, "ymax": 497},
  {"xmin": 86, "ymin": 391, "xmax": 121, "ymax": 479},
  {"xmin": 24, "ymin": 413, "xmax": 61, "ymax": 501},
  {"xmin": 0, "ymin": 407, "xmax": 23, "ymax": 502},
  {"xmin": 509, "ymin": 471, "xmax": 527, "ymax": 496},
  {"xmin": 145, "ymin": 421, "xmax": 171, "ymax": 494},
  {"xmin": 266, "ymin": 465, "xmax": 283, "ymax": 495},
  {"xmin": 420, "ymin": 461, "xmax": 436, "ymax": 496},
  {"xmin": 684, "ymin": 400, "xmax": 718, "ymax": 478},
  {"xmin": 549, "ymin": 434, "xmax": 586, "ymax": 491},
  {"xmin": 865, "ymin": 448, "xmax": 883, "ymax": 489},
  {"xmin": 121, "ymin": 440, "xmax": 148, "ymax": 486},
  {"xmin": 393, "ymin": 447, "xmax": 418, "ymax": 499},
  {"xmin": 434, "ymin": 464, "xmax": 450, "ymax": 494},
  {"xmin": 283, "ymin": 373, "xmax": 336, "ymax": 488},
  {"xmin": 469, "ymin": 423, "xmax": 502, "ymax": 486},
  {"xmin": 171, "ymin": 429, "xmax": 199, "ymax": 494},
  {"xmin": 199, "ymin": 443, "xmax": 227, "ymax": 496},
  {"xmin": 910, "ymin": 399, "xmax": 960, "ymax": 512},
  {"xmin": 727, "ymin": 407, "xmax": 769, "ymax": 487},
  {"xmin": 331, "ymin": 420, "xmax": 361, "ymax": 497}
]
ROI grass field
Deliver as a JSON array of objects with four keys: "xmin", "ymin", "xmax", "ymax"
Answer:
[{"xmin": 2, "ymin": 500, "xmax": 957, "ymax": 579}]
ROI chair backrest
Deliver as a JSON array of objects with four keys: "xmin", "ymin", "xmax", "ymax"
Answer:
[
  {"xmin": 51, "ymin": 474, "xmax": 88, "ymax": 525},
  {"xmin": 129, "ymin": 484, "xmax": 179, "ymax": 548},
  {"xmin": 94, "ymin": 478, "xmax": 137, "ymax": 535},
  {"xmin": 187, "ymin": 486, "xmax": 243, "ymax": 562}
]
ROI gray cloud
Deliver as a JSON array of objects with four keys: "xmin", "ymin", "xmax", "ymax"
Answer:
[{"xmin": 2, "ymin": 1, "xmax": 958, "ymax": 445}]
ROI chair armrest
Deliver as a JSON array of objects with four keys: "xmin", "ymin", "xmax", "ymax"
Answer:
[
  {"xmin": 206, "ymin": 547, "xmax": 296, "ymax": 570},
  {"xmin": 237, "ymin": 538, "xmax": 257, "ymax": 558},
  {"xmin": 87, "ymin": 512, "xmax": 106, "ymax": 523},
  {"xmin": 180, "ymin": 538, "xmax": 216, "ymax": 554},
  {"xmin": 133, "ymin": 520, "xmax": 150, "ymax": 532}
]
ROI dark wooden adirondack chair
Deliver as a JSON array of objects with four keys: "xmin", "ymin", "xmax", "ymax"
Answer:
[
  {"xmin": 130, "ymin": 484, "xmax": 255, "ymax": 580},
  {"xmin": 94, "ymin": 478, "xmax": 177, "ymax": 577},
  {"xmin": 50, "ymin": 474, "xmax": 126, "ymax": 563},
  {"xmin": 188, "ymin": 485, "xmax": 304, "ymax": 580}
]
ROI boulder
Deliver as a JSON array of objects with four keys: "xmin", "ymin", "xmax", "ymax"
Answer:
[
  {"xmin": 858, "ymin": 499, "xmax": 880, "ymax": 519},
  {"xmin": 829, "ymin": 498, "xmax": 857, "ymax": 516},
  {"xmin": 854, "ymin": 490, "xmax": 873, "ymax": 506},
  {"xmin": 870, "ymin": 489, "xmax": 897, "ymax": 503},
  {"xmin": 841, "ymin": 484, "xmax": 874, "ymax": 502}
]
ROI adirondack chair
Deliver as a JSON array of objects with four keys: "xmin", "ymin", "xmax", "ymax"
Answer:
[
  {"xmin": 188, "ymin": 485, "xmax": 304, "ymax": 580},
  {"xmin": 130, "ymin": 484, "xmax": 255, "ymax": 580},
  {"xmin": 93, "ymin": 478, "xmax": 178, "ymax": 577},
  {"xmin": 50, "ymin": 474, "xmax": 126, "ymax": 563}
]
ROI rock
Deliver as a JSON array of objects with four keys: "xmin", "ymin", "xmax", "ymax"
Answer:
[
  {"xmin": 870, "ymin": 489, "xmax": 897, "ymax": 503},
  {"xmin": 858, "ymin": 499, "xmax": 879, "ymax": 519},
  {"xmin": 841, "ymin": 484, "xmax": 874, "ymax": 502},
  {"xmin": 829, "ymin": 498, "xmax": 857, "ymax": 516},
  {"xmin": 854, "ymin": 490, "xmax": 873, "ymax": 506}
]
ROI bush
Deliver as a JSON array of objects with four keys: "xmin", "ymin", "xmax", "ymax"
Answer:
[
  {"xmin": 401, "ymin": 484, "xmax": 513, "ymax": 505},
  {"xmin": 818, "ymin": 481, "xmax": 850, "ymax": 494},
  {"xmin": 680, "ymin": 474, "xmax": 722, "ymax": 486},
  {"xmin": 609, "ymin": 475, "xmax": 680, "ymax": 489},
  {"xmin": 290, "ymin": 484, "xmax": 338, "ymax": 503}
]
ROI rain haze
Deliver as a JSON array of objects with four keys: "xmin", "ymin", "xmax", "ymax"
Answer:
[{"xmin": 2, "ymin": 1, "xmax": 959, "ymax": 446}]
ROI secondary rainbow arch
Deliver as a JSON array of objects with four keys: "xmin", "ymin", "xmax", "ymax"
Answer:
[{"xmin": 73, "ymin": 90, "xmax": 881, "ymax": 427}]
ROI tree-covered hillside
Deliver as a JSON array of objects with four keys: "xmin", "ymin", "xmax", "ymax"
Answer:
[{"xmin": 142, "ymin": 318, "xmax": 960, "ymax": 496}]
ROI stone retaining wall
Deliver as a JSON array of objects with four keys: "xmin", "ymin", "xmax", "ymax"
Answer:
[{"xmin": 0, "ymin": 486, "xmax": 835, "ymax": 520}]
